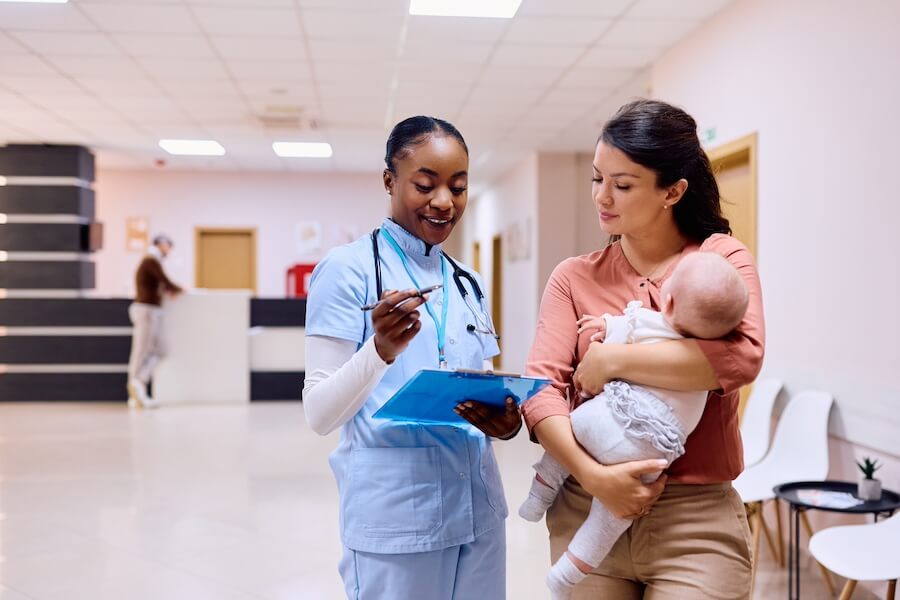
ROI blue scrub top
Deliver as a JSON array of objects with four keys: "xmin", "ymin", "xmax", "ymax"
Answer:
[{"xmin": 306, "ymin": 217, "xmax": 506, "ymax": 554}]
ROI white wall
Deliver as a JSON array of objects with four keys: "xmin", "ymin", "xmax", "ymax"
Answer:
[
  {"xmin": 652, "ymin": 0, "xmax": 900, "ymax": 480},
  {"xmin": 93, "ymin": 169, "xmax": 384, "ymax": 297},
  {"xmin": 462, "ymin": 155, "xmax": 539, "ymax": 372}
]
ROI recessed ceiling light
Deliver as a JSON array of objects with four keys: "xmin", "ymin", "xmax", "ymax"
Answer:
[
  {"xmin": 158, "ymin": 139, "xmax": 225, "ymax": 156},
  {"xmin": 0, "ymin": 0, "xmax": 69, "ymax": 3},
  {"xmin": 409, "ymin": 0, "xmax": 521, "ymax": 18},
  {"xmin": 273, "ymin": 142, "xmax": 333, "ymax": 158}
]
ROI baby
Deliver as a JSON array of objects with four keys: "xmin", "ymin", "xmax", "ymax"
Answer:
[{"xmin": 519, "ymin": 252, "xmax": 750, "ymax": 600}]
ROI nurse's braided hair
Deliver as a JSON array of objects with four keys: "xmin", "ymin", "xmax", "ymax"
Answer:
[{"xmin": 385, "ymin": 116, "xmax": 469, "ymax": 174}]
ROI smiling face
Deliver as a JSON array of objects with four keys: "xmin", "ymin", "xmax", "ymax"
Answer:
[
  {"xmin": 591, "ymin": 141, "xmax": 686, "ymax": 238},
  {"xmin": 383, "ymin": 133, "xmax": 469, "ymax": 247}
]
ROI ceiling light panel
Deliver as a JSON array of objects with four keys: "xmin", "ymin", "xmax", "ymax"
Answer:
[
  {"xmin": 159, "ymin": 139, "xmax": 226, "ymax": 156},
  {"xmin": 272, "ymin": 142, "xmax": 332, "ymax": 158}
]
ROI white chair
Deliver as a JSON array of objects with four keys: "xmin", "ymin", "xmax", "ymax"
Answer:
[
  {"xmin": 740, "ymin": 378, "xmax": 784, "ymax": 468},
  {"xmin": 810, "ymin": 513, "xmax": 900, "ymax": 600},
  {"xmin": 733, "ymin": 390, "xmax": 834, "ymax": 595}
]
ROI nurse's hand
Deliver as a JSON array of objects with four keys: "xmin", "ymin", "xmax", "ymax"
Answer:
[
  {"xmin": 578, "ymin": 459, "xmax": 668, "ymax": 519},
  {"xmin": 454, "ymin": 397, "xmax": 522, "ymax": 440},
  {"xmin": 372, "ymin": 289, "xmax": 428, "ymax": 364}
]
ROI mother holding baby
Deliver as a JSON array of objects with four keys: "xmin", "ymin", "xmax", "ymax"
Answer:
[{"xmin": 522, "ymin": 99, "xmax": 765, "ymax": 599}]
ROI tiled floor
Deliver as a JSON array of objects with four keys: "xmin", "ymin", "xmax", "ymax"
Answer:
[{"xmin": 0, "ymin": 403, "xmax": 880, "ymax": 599}]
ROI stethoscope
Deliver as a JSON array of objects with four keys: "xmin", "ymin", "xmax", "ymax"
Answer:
[{"xmin": 370, "ymin": 228, "xmax": 499, "ymax": 341}]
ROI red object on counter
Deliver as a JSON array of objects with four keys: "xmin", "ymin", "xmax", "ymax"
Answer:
[{"xmin": 286, "ymin": 263, "xmax": 317, "ymax": 298}]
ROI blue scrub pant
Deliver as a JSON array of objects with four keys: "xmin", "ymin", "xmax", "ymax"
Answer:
[{"xmin": 338, "ymin": 525, "xmax": 506, "ymax": 600}]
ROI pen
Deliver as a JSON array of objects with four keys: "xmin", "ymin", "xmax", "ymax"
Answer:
[{"xmin": 360, "ymin": 284, "xmax": 443, "ymax": 311}]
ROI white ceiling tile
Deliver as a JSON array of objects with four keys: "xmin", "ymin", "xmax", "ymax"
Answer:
[
  {"xmin": 302, "ymin": 9, "xmax": 402, "ymax": 40},
  {"xmin": 391, "ymin": 99, "xmax": 465, "ymax": 122},
  {"xmin": 406, "ymin": 16, "xmax": 509, "ymax": 42},
  {"xmin": 298, "ymin": 0, "xmax": 406, "ymax": 11},
  {"xmin": 401, "ymin": 41, "xmax": 494, "ymax": 65},
  {"xmin": 0, "ymin": 56, "xmax": 60, "ymax": 77},
  {"xmin": 503, "ymin": 17, "xmax": 612, "ymax": 45},
  {"xmin": 186, "ymin": 0, "xmax": 295, "ymax": 6},
  {"xmin": 139, "ymin": 58, "xmax": 230, "ymax": 80},
  {"xmin": 555, "ymin": 67, "xmax": 638, "ymax": 91},
  {"xmin": 183, "ymin": 103, "xmax": 250, "ymax": 121},
  {"xmin": 9, "ymin": 32, "xmax": 119, "ymax": 56},
  {"xmin": 45, "ymin": 56, "xmax": 137, "ymax": 78},
  {"xmin": 577, "ymin": 45, "xmax": 663, "ymax": 69},
  {"xmin": 540, "ymin": 87, "xmax": 606, "ymax": 106},
  {"xmin": 627, "ymin": 0, "xmax": 733, "ymax": 19},
  {"xmin": 600, "ymin": 19, "xmax": 701, "ymax": 47},
  {"xmin": 157, "ymin": 78, "xmax": 238, "ymax": 97},
  {"xmin": 212, "ymin": 36, "xmax": 306, "ymax": 60},
  {"xmin": 396, "ymin": 62, "xmax": 479, "ymax": 85},
  {"xmin": 2, "ymin": 76, "xmax": 83, "ymax": 94},
  {"xmin": 308, "ymin": 39, "xmax": 395, "ymax": 63},
  {"xmin": 237, "ymin": 79, "xmax": 316, "ymax": 97},
  {"xmin": 192, "ymin": 6, "xmax": 302, "ymax": 36},
  {"xmin": 0, "ymin": 4, "xmax": 96, "ymax": 32},
  {"xmin": 465, "ymin": 84, "xmax": 547, "ymax": 106},
  {"xmin": 28, "ymin": 92, "xmax": 107, "ymax": 111},
  {"xmin": 247, "ymin": 93, "xmax": 318, "ymax": 114},
  {"xmin": 321, "ymin": 100, "xmax": 387, "ymax": 126},
  {"xmin": 518, "ymin": 0, "xmax": 632, "ymax": 18},
  {"xmin": 490, "ymin": 44, "xmax": 586, "ymax": 68},
  {"xmin": 224, "ymin": 60, "xmax": 311, "ymax": 82},
  {"xmin": 113, "ymin": 34, "xmax": 216, "ymax": 59},
  {"xmin": 78, "ymin": 4, "xmax": 201, "ymax": 34},
  {"xmin": 0, "ymin": 33, "xmax": 29, "ymax": 55},
  {"xmin": 77, "ymin": 77, "xmax": 162, "ymax": 95},
  {"xmin": 477, "ymin": 65, "xmax": 565, "ymax": 87},
  {"xmin": 317, "ymin": 61, "xmax": 397, "ymax": 83}
]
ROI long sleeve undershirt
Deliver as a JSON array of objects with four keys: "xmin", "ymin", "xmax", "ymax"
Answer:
[{"xmin": 302, "ymin": 335, "xmax": 494, "ymax": 435}]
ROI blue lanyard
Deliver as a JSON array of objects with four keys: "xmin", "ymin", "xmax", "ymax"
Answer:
[{"xmin": 380, "ymin": 228, "xmax": 450, "ymax": 367}]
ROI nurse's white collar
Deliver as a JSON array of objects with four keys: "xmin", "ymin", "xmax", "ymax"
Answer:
[{"xmin": 382, "ymin": 218, "xmax": 442, "ymax": 258}]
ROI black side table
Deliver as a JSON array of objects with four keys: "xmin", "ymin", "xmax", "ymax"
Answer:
[{"xmin": 773, "ymin": 480, "xmax": 900, "ymax": 600}]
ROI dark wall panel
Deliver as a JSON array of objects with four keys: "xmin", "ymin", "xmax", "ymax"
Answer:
[
  {"xmin": 0, "ymin": 223, "xmax": 93, "ymax": 252},
  {"xmin": 250, "ymin": 299, "xmax": 307, "ymax": 327},
  {"xmin": 0, "ymin": 261, "xmax": 95, "ymax": 289},
  {"xmin": 0, "ymin": 145, "xmax": 95, "ymax": 180},
  {"xmin": 0, "ymin": 186, "xmax": 94, "ymax": 218},
  {"xmin": 0, "ymin": 336, "xmax": 131, "ymax": 364},
  {"xmin": 0, "ymin": 373, "xmax": 126, "ymax": 402},
  {"xmin": 251, "ymin": 371, "xmax": 304, "ymax": 401},
  {"xmin": 0, "ymin": 299, "xmax": 131, "ymax": 327}
]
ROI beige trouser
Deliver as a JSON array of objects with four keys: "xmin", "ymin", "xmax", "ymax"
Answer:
[
  {"xmin": 547, "ymin": 479, "xmax": 752, "ymax": 600},
  {"xmin": 127, "ymin": 303, "xmax": 165, "ymax": 384}
]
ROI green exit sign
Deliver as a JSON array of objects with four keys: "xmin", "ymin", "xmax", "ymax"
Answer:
[{"xmin": 701, "ymin": 127, "xmax": 717, "ymax": 143}]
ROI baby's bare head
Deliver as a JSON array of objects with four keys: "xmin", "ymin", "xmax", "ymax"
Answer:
[{"xmin": 661, "ymin": 252, "xmax": 749, "ymax": 339}]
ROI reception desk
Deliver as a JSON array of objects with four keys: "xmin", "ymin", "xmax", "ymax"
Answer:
[{"xmin": 0, "ymin": 292, "xmax": 306, "ymax": 403}]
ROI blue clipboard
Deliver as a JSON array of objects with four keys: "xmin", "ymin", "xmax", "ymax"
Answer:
[{"xmin": 373, "ymin": 369, "xmax": 551, "ymax": 426}]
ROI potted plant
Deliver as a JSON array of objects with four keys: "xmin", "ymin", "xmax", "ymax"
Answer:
[{"xmin": 856, "ymin": 457, "xmax": 882, "ymax": 501}]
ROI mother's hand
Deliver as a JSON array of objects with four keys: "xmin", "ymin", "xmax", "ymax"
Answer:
[
  {"xmin": 573, "ymin": 341, "xmax": 621, "ymax": 398},
  {"xmin": 578, "ymin": 459, "xmax": 668, "ymax": 519},
  {"xmin": 455, "ymin": 397, "xmax": 522, "ymax": 440}
]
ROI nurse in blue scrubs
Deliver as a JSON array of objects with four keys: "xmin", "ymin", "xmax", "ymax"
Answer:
[{"xmin": 302, "ymin": 116, "xmax": 522, "ymax": 600}]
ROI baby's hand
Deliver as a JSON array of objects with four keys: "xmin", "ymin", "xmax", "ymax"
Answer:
[{"xmin": 576, "ymin": 314, "xmax": 607, "ymax": 342}]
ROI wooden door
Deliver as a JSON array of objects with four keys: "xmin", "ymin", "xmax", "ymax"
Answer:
[
  {"xmin": 491, "ymin": 235, "xmax": 502, "ymax": 364},
  {"xmin": 195, "ymin": 228, "xmax": 257, "ymax": 292},
  {"xmin": 709, "ymin": 134, "xmax": 758, "ymax": 416}
]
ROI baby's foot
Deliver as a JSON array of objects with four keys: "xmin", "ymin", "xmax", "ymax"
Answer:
[
  {"xmin": 546, "ymin": 555, "xmax": 582, "ymax": 600},
  {"xmin": 518, "ymin": 477, "xmax": 557, "ymax": 522},
  {"xmin": 518, "ymin": 493, "xmax": 551, "ymax": 522}
]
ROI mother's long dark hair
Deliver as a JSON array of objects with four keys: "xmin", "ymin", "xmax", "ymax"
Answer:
[{"xmin": 600, "ymin": 99, "xmax": 730, "ymax": 241}]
